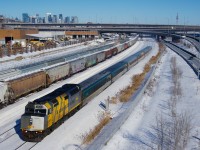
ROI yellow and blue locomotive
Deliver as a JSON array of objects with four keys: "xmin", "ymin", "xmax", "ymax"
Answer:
[{"xmin": 21, "ymin": 84, "xmax": 81, "ymax": 141}]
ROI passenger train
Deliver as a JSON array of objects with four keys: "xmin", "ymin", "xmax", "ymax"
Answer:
[{"xmin": 20, "ymin": 46, "xmax": 152, "ymax": 142}]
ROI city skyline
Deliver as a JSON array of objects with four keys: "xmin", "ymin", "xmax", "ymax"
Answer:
[
  {"xmin": 1, "ymin": 0, "xmax": 200, "ymax": 25},
  {"xmin": 22, "ymin": 13, "xmax": 78, "ymax": 23}
]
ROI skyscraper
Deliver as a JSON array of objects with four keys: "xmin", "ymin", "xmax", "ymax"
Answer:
[
  {"xmin": 64, "ymin": 16, "xmax": 70, "ymax": 23},
  {"xmin": 36, "ymin": 14, "xmax": 39, "ymax": 23},
  {"xmin": 22, "ymin": 13, "xmax": 30, "ymax": 23},
  {"xmin": 52, "ymin": 15, "xmax": 57, "ymax": 23},
  {"xmin": 59, "ymin": 14, "xmax": 63, "ymax": 23},
  {"xmin": 45, "ymin": 13, "xmax": 51, "ymax": 23},
  {"xmin": 71, "ymin": 16, "xmax": 78, "ymax": 23},
  {"xmin": 30, "ymin": 16, "xmax": 36, "ymax": 23}
]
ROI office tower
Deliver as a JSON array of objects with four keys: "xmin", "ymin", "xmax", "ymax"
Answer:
[
  {"xmin": 22, "ymin": 13, "xmax": 30, "ymax": 23},
  {"xmin": 59, "ymin": 14, "xmax": 63, "ymax": 23},
  {"xmin": 71, "ymin": 16, "xmax": 78, "ymax": 23},
  {"xmin": 45, "ymin": 13, "xmax": 52, "ymax": 23},
  {"xmin": 52, "ymin": 15, "xmax": 57, "ymax": 23},
  {"xmin": 64, "ymin": 16, "xmax": 70, "ymax": 23}
]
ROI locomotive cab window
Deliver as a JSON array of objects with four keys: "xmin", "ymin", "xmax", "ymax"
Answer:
[
  {"xmin": 35, "ymin": 109, "xmax": 47, "ymax": 115},
  {"xmin": 25, "ymin": 108, "xmax": 34, "ymax": 114},
  {"xmin": 48, "ymin": 109, "xmax": 52, "ymax": 114}
]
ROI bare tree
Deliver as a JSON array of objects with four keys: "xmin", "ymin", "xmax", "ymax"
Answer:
[{"xmin": 149, "ymin": 111, "xmax": 193, "ymax": 150}]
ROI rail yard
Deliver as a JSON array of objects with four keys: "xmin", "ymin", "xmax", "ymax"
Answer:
[{"xmin": 1, "ymin": 1, "xmax": 200, "ymax": 149}]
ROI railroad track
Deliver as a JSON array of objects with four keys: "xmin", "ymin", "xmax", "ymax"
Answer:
[
  {"xmin": 0, "ymin": 123, "xmax": 38, "ymax": 150},
  {"xmin": 0, "ymin": 124, "xmax": 20, "ymax": 143},
  {"xmin": 15, "ymin": 141, "xmax": 38, "ymax": 150},
  {"xmin": 163, "ymin": 40, "xmax": 200, "ymax": 76},
  {"xmin": 0, "ymin": 39, "xmax": 142, "ymax": 149}
]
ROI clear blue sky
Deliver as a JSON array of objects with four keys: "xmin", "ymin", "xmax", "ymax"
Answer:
[{"xmin": 1, "ymin": 0, "xmax": 200, "ymax": 25}]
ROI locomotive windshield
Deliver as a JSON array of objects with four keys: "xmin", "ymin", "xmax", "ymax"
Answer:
[
  {"xmin": 35, "ymin": 109, "xmax": 47, "ymax": 115},
  {"xmin": 25, "ymin": 108, "xmax": 34, "ymax": 114},
  {"xmin": 25, "ymin": 103, "xmax": 47, "ymax": 116},
  {"xmin": 25, "ymin": 108, "xmax": 47, "ymax": 116}
]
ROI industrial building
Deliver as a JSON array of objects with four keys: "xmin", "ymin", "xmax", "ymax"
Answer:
[{"xmin": 0, "ymin": 29, "xmax": 38, "ymax": 45}]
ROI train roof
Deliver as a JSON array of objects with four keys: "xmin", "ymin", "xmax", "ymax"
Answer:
[
  {"xmin": 34, "ymin": 84, "xmax": 80, "ymax": 104},
  {"xmin": 79, "ymin": 71, "xmax": 111, "ymax": 90},
  {"xmin": 122, "ymin": 46, "xmax": 152, "ymax": 63},
  {"xmin": 122, "ymin": 53, "xmax": 138, "ymax": 63},
  {"xmin": 102, "ymin": 61, "xmax": 127, "ymax": 73},
  {"xmin": 80, "ymin": 61, "xmax": 126, "ymax": 89}
]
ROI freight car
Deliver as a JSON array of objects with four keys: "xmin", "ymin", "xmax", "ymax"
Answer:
[
  {"xmin": 0, "ymin": 38, "xmax": 138, "ymax": 105},
  {"xmin": 96, "ymin": 51, "xmax": 106, "ymax": 63},
  {"xmin": 1, "ymin": 71, "xmax": 46, "ymax": 104},
  {"xmin": 45, "ymin": 63, "xmax": 70, "ymax": 85},
  {"xmin": 20, "ymin": 46, "xmax": 152, "ymax": 142},
  {"xmin": 116, "ymin": 44, "xmax": 124, "ymax": 53},
  {"xmin": 85, "ymin": 53, "xmax": 97, "ymax": 68}
]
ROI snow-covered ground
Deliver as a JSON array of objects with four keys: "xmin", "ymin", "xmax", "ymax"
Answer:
[
  {"xmin": 0, "ymin": 38, "xmax": 154, "ymax": 150},
  {"xmin": 30, "ymin": 39, "xmax": 158, "ymax": 150},
  {"xmin": 1, "ymin": 38, "xmax": 199, "ymax": 150},
  {"xmin": 176, "ymin": 39, "xmax": 199, "ymax": 56},
  {"xmin": 102, "ymin": 47, "xmax": 200, "ymax": 150}
]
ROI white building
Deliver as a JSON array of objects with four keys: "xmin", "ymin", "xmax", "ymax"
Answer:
[
  {"xmin": 45, "ymin": 13, "xmax": 51, "ymax": 23},
  {"xmin": 71, "ymin": 16, "xmax": 78, "ymax": 23}
]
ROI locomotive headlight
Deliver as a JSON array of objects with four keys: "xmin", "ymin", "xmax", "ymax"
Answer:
[{"xmin": 29, "ymin": 118, "xmax": 33, "ymax": 125}]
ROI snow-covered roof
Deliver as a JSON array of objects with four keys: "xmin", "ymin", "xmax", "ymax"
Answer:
[
  {"xmin": 26, "ymin": 31, "xmax": 65, "ymax": 39},
  {"xmin": 26, "ymin": 33, "xmax": 53, "ymax": 38}
]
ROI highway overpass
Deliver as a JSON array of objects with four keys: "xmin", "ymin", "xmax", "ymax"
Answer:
[{"xmin": 2, "ymin": 23, "xmax": 200, "ymax": 32}]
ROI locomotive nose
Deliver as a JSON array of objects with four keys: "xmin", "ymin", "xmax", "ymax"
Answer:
[{"xmin": 21, "ymin": 115, "xmax": 45, "ymax": 131}]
